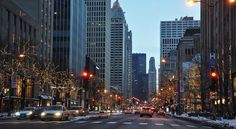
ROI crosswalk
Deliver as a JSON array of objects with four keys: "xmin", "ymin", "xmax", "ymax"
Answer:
[
  {"xmin": 74, "ymin": 120, "xmax": 210, "ymax": 128},
  {"xmin": 0, "ymin": 120, "xmax": 211, "ymax": 128}
]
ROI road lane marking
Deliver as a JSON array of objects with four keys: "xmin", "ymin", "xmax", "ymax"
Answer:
[
  {"xmin": 139, "ymin": 123, "xmax": 148, "ymax": 125},
  {"xmin": 107, "ymin": 121, "xmax": 117, "ymax": 124},
  {"xmin": 0, "ymin": 121, "xmax": 25, "ymax": 124},
  {"xmin": 122, "ymin": 122, "xmax": 132, "ymax": 125},
  {"xmin": 75, "ymin": 121, "xmax": 88, "ymax": 124},
  {"xmin": 186, "ymin": 125, "xmax": 196, "ymax": 128},
  {"xmin": 170, "ymin": 124, "xmax": 180, "ymax": 126},
  {"xmin": 91, "ymin": 121, "xmax": 103, "ymax": 124},
  {"xmin": 202, "ymin": 126, "xmax": 212, "ymax": 128},
  {"xmin": 155, "ymin": 123, "xmax": 164, "ymax": 126}
]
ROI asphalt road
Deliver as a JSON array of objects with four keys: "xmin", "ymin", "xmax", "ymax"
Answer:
[{"xmin": 0, "ymin": 114, "xmax": 213, "ymax": 129}]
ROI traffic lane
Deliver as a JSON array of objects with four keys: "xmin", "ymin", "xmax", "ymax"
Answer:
[
  {"xmin": 66, "ymin": 114, "xmax": 213, "ymax": 129},
  {"xmin": 0, "ymin": 114, "xmax": 131, "ymax": 129},
  {"xmin": 0, "ymin": 114, "xmax": 213, "ymax": 129}
]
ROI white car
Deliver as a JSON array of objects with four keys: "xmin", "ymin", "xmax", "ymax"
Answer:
[
  {"xmin": 15, "ymin": 107, "xmax": 36, "ymax": 120},
  {"xmin": 40, "ymin": 105, "xmax": 70, "ymax": 121}
]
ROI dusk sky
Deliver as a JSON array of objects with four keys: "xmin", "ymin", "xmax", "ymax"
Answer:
[{"xmin": 111, "ymin": 0, "xmax": 200, "ymax": 71}]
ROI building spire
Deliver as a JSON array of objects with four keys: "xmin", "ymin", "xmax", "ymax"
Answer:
[{"xmin": 113, "ymin": 0, "xmax": 121, "ymax": 8}]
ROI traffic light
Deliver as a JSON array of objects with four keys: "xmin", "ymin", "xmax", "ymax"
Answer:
[
  {"xmin": 209, "ymin": 69, "xmax": 218, "ymax": 80},
  {"xmin": 209, "ymin": 69, "xmax": 218, "ymax": 91},
  {"xmin": 210, "ymin": 79, "xmax": 217, "ymax": 91}
]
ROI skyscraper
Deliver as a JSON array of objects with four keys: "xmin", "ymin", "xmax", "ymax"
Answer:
[
  {"xmin": 132, "ymin": 53, "xmax": 148, "ymax": 101},
  {"xmin": 39, "ymin": 0, "xmax": 54, "ymax": 64},
  {"xmin": 110, "ymin": 0, "xmax": 132, "ymax": 98},
  {"xmin": 85, "ymin": 0, "xmax": 111, "ymax": 89},
  {"xmin": 126, "ymin": 30, "xmax": 132, "ymax": 98},
  {"xmin": 159, "ymin": 16, "xmax": 200, "ymax": 88},
  {"xmin": 148, "ymin": 57, "xmax": 156, "ymax": 98},
  {"xmin": 53, "ymin": 0, "xmax": 87, "ymax": 75}
]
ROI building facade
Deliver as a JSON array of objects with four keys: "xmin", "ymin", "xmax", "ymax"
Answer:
[
  {"xmin": 53, "ymin": 0, "xmax": 87, "ymax": 76},
  {"xmin": 85, "ymin": 0, "xmax": 111, "ymax": 89},
  {"xmin": 132, "ymin": 53, "xmax": 148, "ymax": 101},
  {"xmin": 159, "ymin": 17, "xmax": 200, "ymax": 88},
  {"xmin": 0, "ymin": 0, "xmax": 53, "ymax": 111},
  {"xmin": 177, "ymin": 28, "xmax": 201, "ymax": 113},
  {"xmin": 200, "ymin": 0, "xmax": 236, "ymax": 114},
  {"xmin": 39, "ymin": 0, "xmax": 54, "ymax": 64},
  {"xmin": 148, "ymin": 57, "xmax": 157, "ymax": 98},
  {"xmin": 110, "ymin": 0, "xmax": 132, "ymax": 98}
]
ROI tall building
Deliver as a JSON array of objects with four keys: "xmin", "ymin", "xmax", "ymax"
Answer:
[
  {"xmin": 159, "ymin": 16, "xmax": 200, "ymax": 88},
  {"xmin": 85, "ymin": 0, "xmax": 111, "ymax": 89},
  {"xmin": 132, "ymin": 53, "xmax": 148, "ymax": 101},
  {"xmin": 53, "ymin": 0, "xmax": 87, "ymax": 76},
  {"xmin": 200, "ymin": 0, "xmax": 236, "ymax": 113},
  {"xmin": 110, "ymin": 0, "xmax": 132, "ymax": 98},
  {"xmin": 148, "ymin": 57, "xmax": 156, "ymax": 98},
  {"xmin": 39, "ymin": 0, "xmax": 54, "ymax": 64},
  {"xmin": 126, "ymin": 30, "xmax": 132, "ymax": 98}
]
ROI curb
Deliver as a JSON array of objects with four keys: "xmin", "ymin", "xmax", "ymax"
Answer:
[{"xmin": 172, "ymin": 115, "xmax": 235, "ymax": 129}]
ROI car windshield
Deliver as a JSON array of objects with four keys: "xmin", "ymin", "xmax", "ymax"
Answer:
[
  {"xmin": 69, "ymin": 107, "xmax": 81, "ymax": 110},
  {"xmin": 23, "ymin": 107, "xmax": 34, "ymax": 111},
  {"xmin": 48, "ymin": 106, "xmax": 62, "ymax": 110}
]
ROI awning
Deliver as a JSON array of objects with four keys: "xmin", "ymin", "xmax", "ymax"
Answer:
[{"xmin": 40, "ymin": 95, "xmax": 54, "ymax": 100}]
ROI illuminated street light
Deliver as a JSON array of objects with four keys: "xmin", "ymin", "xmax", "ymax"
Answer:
[
  {"xmin": 187, "ymin": 0, "xmax": 199, "ymax": 6},
  {"xmin": 19, "ymin": 53, "xmax": 26, "ymax": 58},
  {"xmin": 229, "ymin": 0, "xmax": 236, "ymax": 4},
  {"xmin": 161, "ymin": 58, "xmax": 166, "ymax": 63},
  {"xmin": 104, "ymin": 89, "xmax": 107, "ymax": 94},
  {"xmin": 187, "ymin": 0, "xmax": 235, "ymax": 7}
]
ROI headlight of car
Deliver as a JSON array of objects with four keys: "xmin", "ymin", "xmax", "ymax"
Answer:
[
  {"xmin": 41, "ymin": 112, "xmax": 46, "ymax": 117},
  {"xmin": 27, "ymin": 111, "xmax": 33, "ymax": 116},
  {"xmin": 55, "ymin": 112, "xmax": 62, "ymax": 117},
  {"xmin": 15, "ymin": 112, "xmax": 20, "ymax": 116},
  {"xmin": 75, "ymin": 110, "xmax": 79, "ymax": 113}
]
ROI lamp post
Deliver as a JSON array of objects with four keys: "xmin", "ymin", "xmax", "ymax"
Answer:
[{"xmin": 18, "ymin": 53, "xmax": 26, "ymax": 110}]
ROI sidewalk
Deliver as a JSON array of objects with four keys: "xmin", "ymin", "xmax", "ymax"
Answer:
[{"xmin": 170, "ymin": 113, "xmax": 236, "ymax": 129}]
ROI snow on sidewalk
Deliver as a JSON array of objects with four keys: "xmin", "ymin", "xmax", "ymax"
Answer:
[{"xmin": 174, "ymin": 113, "xmax": 236, "ymax": 129}]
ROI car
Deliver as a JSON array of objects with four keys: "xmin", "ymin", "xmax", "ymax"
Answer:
[
  {"xmin": 134, "ymin": 109, "xmax": 141, "ymax": 115},
  {"xmin": 40, "ymin": 105, "xmax": 70, "ymax": 121},
  {"xmin": 124, "ymin": 109, "xmax": 132, "ymax": 114},
  {"xmin": 68, "ymin": 106, "xmax": 89, "ymax": 116},
  {"xmin": 34, "ymin": 106, "xmax": 48, "ymax": 119},
  {"xmin": 15, "ymin": 107, "xmax": 36, "ymax": 120},
  {"xmin": 157, "ymin": 109, "xmax": 166, "ymax": 116},
  {"xmin": 140, "ymin": 107, "xmax": 154, "ymax": 117}
]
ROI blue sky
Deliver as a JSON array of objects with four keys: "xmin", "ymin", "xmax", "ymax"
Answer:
[{"xmin": 111, "ymin": 0, "xmax": 200, "ymax": 71}]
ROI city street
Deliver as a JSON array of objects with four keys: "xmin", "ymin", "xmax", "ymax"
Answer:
[{"xmin": 0, "ymin": 114, "xmax": 213, "ymax": 129}]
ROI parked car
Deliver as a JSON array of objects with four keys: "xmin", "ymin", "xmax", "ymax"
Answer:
[
  {"xmin": 15, "ymin": 107, "xmax": 36, "ymax": 120},
  {"xmin": 68, "ymin": 106, "xmax": 89, "ymax": 116},
  {"xmin": 140, "ymin": 107, "xmax": 154, "ymax": 117},
  {"xmin": 40, "ymin": 105, "xmax": 70, "ymax": 121}
]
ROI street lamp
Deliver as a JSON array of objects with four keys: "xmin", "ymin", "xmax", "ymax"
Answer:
[
  {"xmin": 18, "ymin": 53, "xmax": 26, "ymax": 58},
  {"xmin": 187, "ymin": 0, "xmax": 235, "ymax": 6}
]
